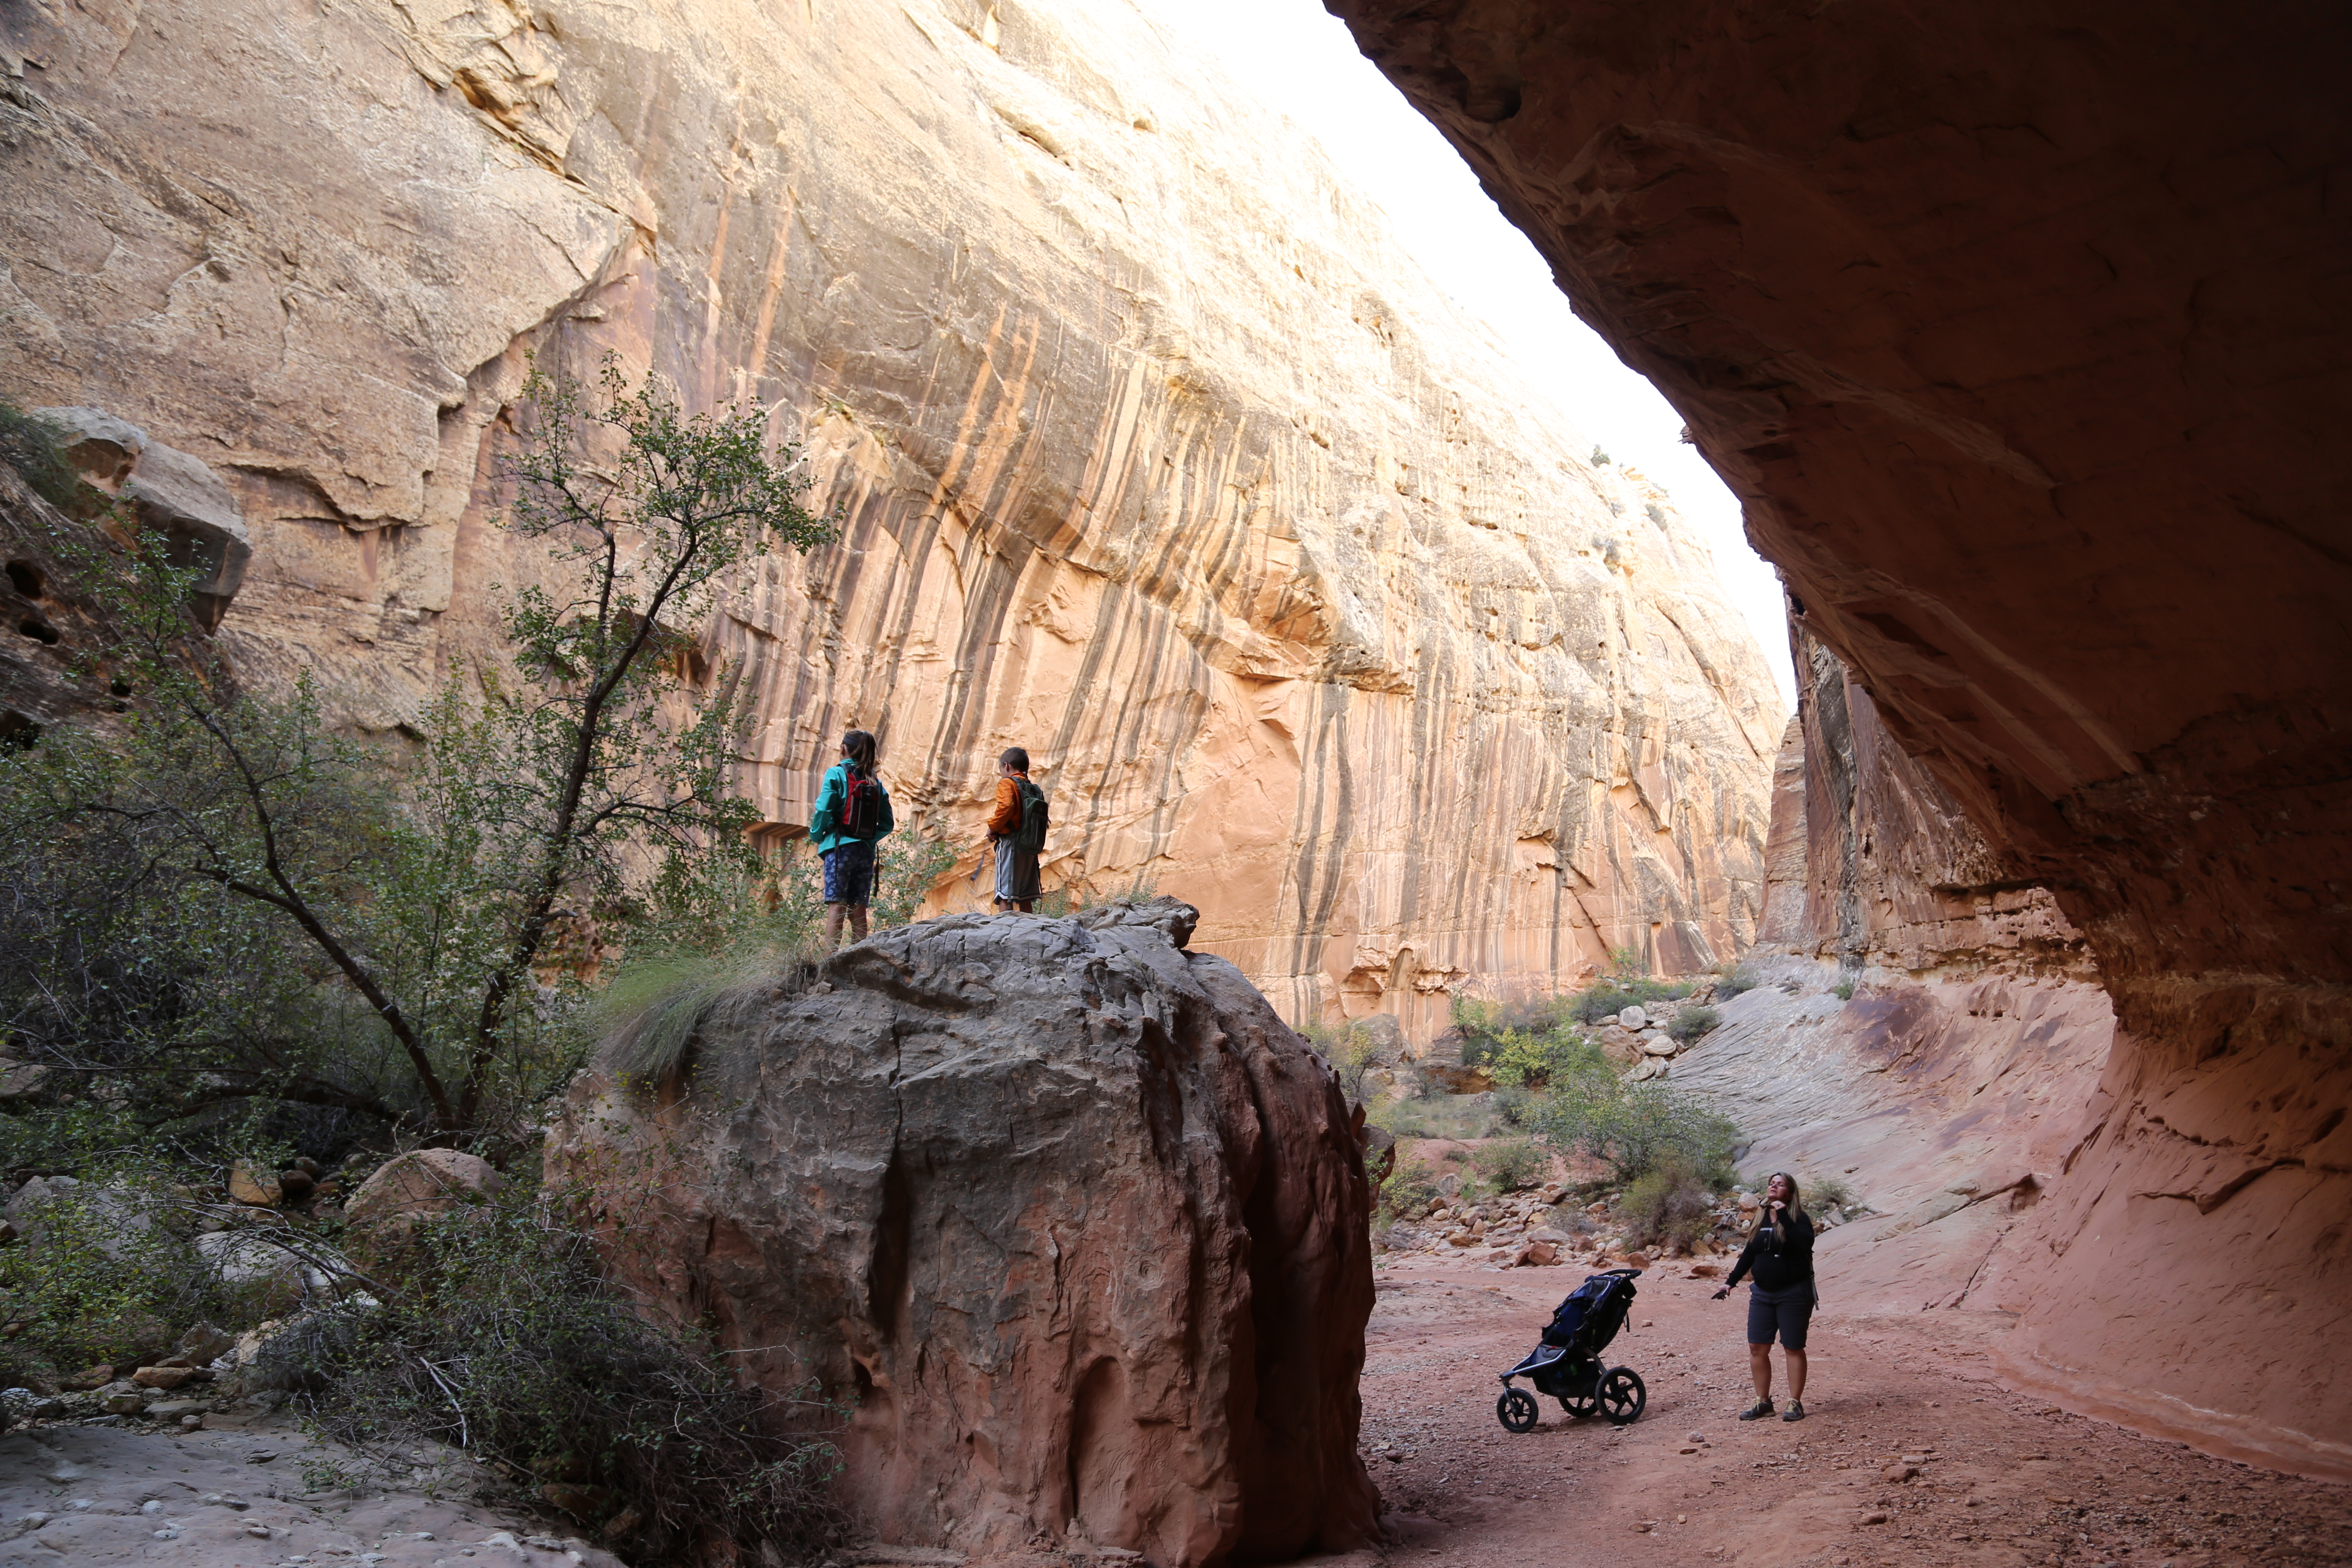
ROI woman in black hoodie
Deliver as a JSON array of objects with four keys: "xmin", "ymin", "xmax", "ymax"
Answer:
[{"xmin": 1712, "ymin": 1170, "xmax": 1816, "ymax": 1422}]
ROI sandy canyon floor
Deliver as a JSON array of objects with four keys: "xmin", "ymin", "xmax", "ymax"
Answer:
[
  {"xmin": 6, "ymin": 1256, "xmax": 2348, "ymax": 1568},
  {"xmin": 1348, "ymin": 1254, "xmax": 2350, "ymax": 1568}
]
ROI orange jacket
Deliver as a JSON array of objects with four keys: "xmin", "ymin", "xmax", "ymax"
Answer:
[{"xmin": 987, "ymin": 774, "xmax": 1027, "ymax": 838}]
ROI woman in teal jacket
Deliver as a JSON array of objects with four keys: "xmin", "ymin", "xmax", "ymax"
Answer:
[{"xmin": 808, "ymin": 729, "xmax": 893, "ymax": 948}]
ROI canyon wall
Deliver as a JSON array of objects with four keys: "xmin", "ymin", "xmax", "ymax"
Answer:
[
  {"xmin": 0, "ymin": 0, "xmax": 1783, "ymax": 1041},
  {"xmin": 1325, "ymin": 0, "xmax": 2350, "ymax": 1473}
]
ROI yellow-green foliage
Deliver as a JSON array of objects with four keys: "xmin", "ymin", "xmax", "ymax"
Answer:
[
  {"xmin": 1473, "ymin": 1138, "xmax": 1547, "ymax": 1192},
  {"xmin": 1619, "ymin": 1152, "xmax": 1718, "ymax": 1251}
]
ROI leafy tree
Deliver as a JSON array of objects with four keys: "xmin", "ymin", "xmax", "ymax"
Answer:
[
  {"xmin": 0, "ymin": 356, "xmax": 842, "ymax": 1144},
  {"xmin": 1534, "ymin": 1067, "xmax": 1740, "ymax": 1185}
]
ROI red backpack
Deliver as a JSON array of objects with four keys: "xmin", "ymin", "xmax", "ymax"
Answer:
[{"xmin": 840, "ymin": 766, "xmax": 886, "ymax": 838}]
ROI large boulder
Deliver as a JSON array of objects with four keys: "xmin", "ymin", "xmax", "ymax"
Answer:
[
  {"xmin": 344, "ymin": 1149, "xmax": 505, "ymax": 1228},
  {"xmin": 548, "ymin": 900, "xmax": 1378, "ymax": 1567}
]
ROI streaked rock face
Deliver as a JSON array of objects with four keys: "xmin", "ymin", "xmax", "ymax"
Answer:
[{"xmin": 0, "ymin": 0, "xmax": 1780, "ymax": 1037}]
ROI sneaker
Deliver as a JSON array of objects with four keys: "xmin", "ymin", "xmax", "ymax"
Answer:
[
  {"xmin": 1738, "ymin": 1399, "xmax": 1775, "ymax": 1421},
  {"xmin": 1781, "ymin": 1400, "xmax": 1807, "ymax": 1422}
]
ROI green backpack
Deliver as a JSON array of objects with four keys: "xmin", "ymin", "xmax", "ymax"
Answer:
[{"xmin": 1014, "ymin": 778, "xmax": 1049, "ymax": 853}]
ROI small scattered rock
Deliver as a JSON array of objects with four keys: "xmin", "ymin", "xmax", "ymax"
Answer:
[
  {"xmin": 1860, "ymin": 1510, "xmax": 1888, "ymax": 1525},
  {"xmin": 132, "ymin": 1366, "xmax": 196, "ymax": 1390},
  {"xmin": 1618, "ymin": 1006, "xmax": 1648, "ymax": 1029},
  {"xmin": 59, "ymin": 1365, "xmax": 113, "ymax": 1392},
  {"xmin": 228, "ymin": 1162, "xmax": 282, "ymax": 1207}
]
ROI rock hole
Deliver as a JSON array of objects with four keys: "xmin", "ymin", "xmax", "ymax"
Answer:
[
  {"xmin": 867, "ymin": 1143, "xmax": 915, "ymax": 1339},
  {"xmin": 17, "ymin": 617, "xmax": 58, "ymax": 645},
  {"xmin": 5, "ymin": 560, "xmax": 41, "ymax": 598},
  {"xmin": 0, "ymin": 710, "xmax": 39, "ymax": 750}
]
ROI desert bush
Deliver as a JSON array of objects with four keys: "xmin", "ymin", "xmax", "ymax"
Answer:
[
  {"xmin": 0, "ymin": 398, "xmax": 77, "ymax": 507},
  {"xmin": 1380, "ymin": 1160, "xmax": 1440, "ymax": 1219},
  {"xmin": 1299, "ymin": 1019, "xmax": 1382, "ymax": 1107},
  {"xmin": 276, "ymin": 1184, "xmax": 844, "ymax": 1562},
  {"xmin": 1665, "ymin": 1005, "xmax": 1721, "ymax": 1045},
  {"xmin": 1801, "ymin": 1172, "xmax": 1860, "ymax": 1214},
  {"xmin": 1833, "ymin": 980, "xmax": 1857, "ymax": 1001},
  {"xmin": 1619, "ymin": 1152, "xmax": 1717, "ymax": 1252},
  {"xmin": 1491, "ymin": 1083, "xmax": 1534, "ymax": 1126},
  {"xmin": 1534, "ymin": 1069, "xmax": 1740, "ymax": 1185},
  {"xmin": 1452, "ymin": 992, "xmax": 1601, "ymax": 1088},
  {"xmin": 0, "ymin": 1175, "xmax": 236, "ymax": 1374},
  {"xmin": 1715, "ymin": 962, "xmax": 1761, "ymax": 1000},
  {"xmin": 1569, "ymin": 975, "xmax": 1695, "ymax": 1026},
  {"xmin": 0, "ymin": 354, "xmax": 844, "ymax": 1148},
  {"xmin": 1473, "ymin": 1138, "xmax": 1547, "ymax": 1192}
]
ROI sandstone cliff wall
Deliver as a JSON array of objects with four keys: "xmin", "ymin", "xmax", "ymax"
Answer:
[
  {"xmin": 1325, "ymin": 0, "xmax": 2351, "ymax": 1477},
  {"xmin": 0, "ymin": 0, "xmax": 1783, "ymax": 1040}
]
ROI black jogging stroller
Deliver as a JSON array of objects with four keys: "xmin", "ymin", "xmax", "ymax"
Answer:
[{"xmin": 1494, "ymin": 1267, "xmax": 1648, "ymax": 1433}]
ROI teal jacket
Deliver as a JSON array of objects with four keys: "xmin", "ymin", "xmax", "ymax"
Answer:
[{"xmin": 808, "ymin": 762, "xmax": 894, "ymax": 855}]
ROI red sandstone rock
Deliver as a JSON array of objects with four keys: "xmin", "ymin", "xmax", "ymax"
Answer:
[
  {"xmin": 548, "ymin": 900, "xmax": 1378, "ymax": 1566},
  {"xmin": 1325, "ymin": 0, "xmax": 2352, "ymax": 1479},
  {"xmin": 343, "ymin": 1149, "xmax": 504, "ymax": 1228}
]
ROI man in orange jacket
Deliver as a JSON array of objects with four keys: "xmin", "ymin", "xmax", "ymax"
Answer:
[{"xmin": 986, "ymin": 747, "xmax": 1045, "ymax": 913}]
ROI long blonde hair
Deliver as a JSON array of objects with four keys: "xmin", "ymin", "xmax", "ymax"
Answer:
[{"xmin": 1748, "ymin": 1171, "xmax": 1807, "ymax": 1246}]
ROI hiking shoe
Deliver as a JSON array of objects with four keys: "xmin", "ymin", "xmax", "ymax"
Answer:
[
  {"xmin": 1781, "ymin": 1400, "xmax": 1806, "ymax": 1422},
  {"xmin": 1738, "ymin": 1399, "xmax": 1776, "ymax": 1421}
]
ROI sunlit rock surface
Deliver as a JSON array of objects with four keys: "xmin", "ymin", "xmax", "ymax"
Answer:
[{"xmin": 0, "ymin": 0, "xmax": 1782, "ymax": 1037}]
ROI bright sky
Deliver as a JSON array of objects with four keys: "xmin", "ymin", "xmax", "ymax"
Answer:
[{"xmin": 1136, "ymin": 0, "xmax": 1798, "ymax": 710}]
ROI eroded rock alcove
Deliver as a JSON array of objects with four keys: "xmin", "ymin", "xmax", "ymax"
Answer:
[
  {"xmin": 548, "ymin": 901, "xmax": 1377, "ymax": 1566},
  {"xmin": 1321, "ymin": 0, "xmax": 2352, "ymax": 1476}
]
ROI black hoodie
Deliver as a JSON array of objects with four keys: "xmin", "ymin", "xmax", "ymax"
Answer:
[{"xmin": 1726, "ymin": 1208, "xmax": 1815, "ymax": 1293}]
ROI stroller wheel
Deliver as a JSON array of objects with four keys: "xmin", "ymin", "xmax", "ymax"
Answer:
[
  {"xmin": 1558, "ymin": 1391, "xmax": 1600, "ymax": 1420},
  {"xmin": 1598, "ymin": 1367, "xmax": 1647, "ymax": 1426},
  {"xmin": 1496, "ymin": 1387, "xmax": 1540, "ymax": 1433}
]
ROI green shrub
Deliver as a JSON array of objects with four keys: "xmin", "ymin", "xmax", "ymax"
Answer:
[
  {"xmin": 0, "ymin": 1175, "xmax": 251, "ymax": 1375},
  {"xmin": 1665, "ymin": 1005, "xmax": 1721, "ymax": 1045},
  {"xmin": 1716, "ymin": 962, "xmax": 1761, "ymax": 1000},
  {"xmin": 1534, "ymin": 1069, "xmax": 1740, "ymax": 1185},
  {"xmin": 1380, "ymin": 1159, "xmax": 1440, "ymax": 1219},
  {"xmin": 1452, "ymin": 992, "xmax": 1600, "ymax": 1087},
  {"xmin": 1569, "ymin": 975, "xmax": 1695, "ymax": 1026},
  {"xmin": 1491, "ymin": 1083, "xmax": 1534, "ymax": 1126},
  {"xmin": 1299, "ymin": 1019, "xmax": 1382, "ymax": 1107},
  {"xmin": 1473, "ymin": 1138, "xmax": 1547, "ymax": 1192},
  {"xmin": 1487, "ymin": 1026, "xmax": 1604, "ymax": 1088},
  {"xmin": 0, "ymin": 398, "xmax": 78, "ymax": 507},
  {"xmin": 1833, "ymin": 980, "xmax": 1857, "ymax": 1001},
  {"xmin": 1802, "ymin": 1172, "xmax": 1859, "ymax": 1213},
  {"xmin": 1620, "ymin": 1152, "xmax": 1717, "ymax": 1251},
  {"xmin": 278, "ymin": 1185, "xmax": 844, "ymax": 1562}
]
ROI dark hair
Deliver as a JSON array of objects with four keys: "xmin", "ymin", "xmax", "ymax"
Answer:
[
  {"xmin": 841, "ymin": 730, "xmax": 877, "ymax": 775},
  {"xmin": 999, "ymin": 747, "xmax": 1029, "ymax": 772},
  {"xmin": 1748, "ymin": 1171, "xmax": 1806, "ymax": 1245}
]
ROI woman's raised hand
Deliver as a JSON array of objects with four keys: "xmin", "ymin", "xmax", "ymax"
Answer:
[{"xmin": 1712, "ymin": 1288, "xmax": 1729, "ymax": 1300}]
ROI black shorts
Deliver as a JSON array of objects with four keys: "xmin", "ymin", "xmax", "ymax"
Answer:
[{"xmin": 1747, "ymin": 1283, "xmax": 1815, "ymax": 1350}]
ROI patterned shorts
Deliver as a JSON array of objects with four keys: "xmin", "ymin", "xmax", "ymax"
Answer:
[{"xmin": 823, "ymin": 841, "xmax": 876, "ymax": 906}]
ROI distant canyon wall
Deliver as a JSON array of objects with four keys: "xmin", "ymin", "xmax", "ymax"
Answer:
[{"xmin": 0, "ymin": 0, "xmax": 1782, "ymax": 1039}]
